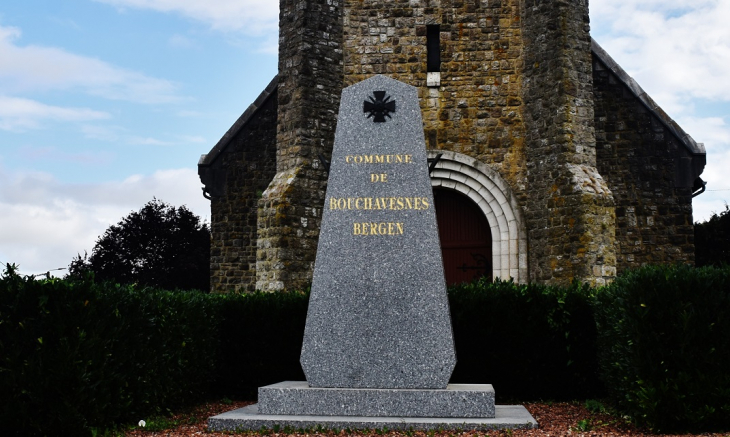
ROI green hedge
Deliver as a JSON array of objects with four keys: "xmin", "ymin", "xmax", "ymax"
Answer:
[
  {"xmin": 595, "ymin": 264, "xmax": 730, "ymax": 432},
  {"xmin": 449, "ymin": 278, "xmax": 602, "ymax": 400},
  {"xmin": 209, "ymin": 279, "xmax": 603, "ymax": 400},
  {"xmin": 0, "ymin": 266, "xmax": 218, "ymax": 436},
  {"xmin": 1, "ymin": 268, "xmax": 602, "ymax": 436},
  {"xmin": 212, "ymin": 290, "xmax": 308, "ymax": 398},
  {"xmin": 6, "ymin": 263, "xmax": 730, "ymax": 434}
]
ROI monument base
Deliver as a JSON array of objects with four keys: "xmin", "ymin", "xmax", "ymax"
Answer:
[
  {"xmin": 259, "ymin": 381, "xmax": 495, "ymax": 417},
  {"xmin": 208, "ymin": 382, "xmax": 537, "ymax": 432},
  {"xmin": 208, "ymin": 405, "xmax": 537, "ymax": 432}
]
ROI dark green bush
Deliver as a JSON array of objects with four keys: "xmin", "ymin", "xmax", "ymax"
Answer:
[
  {"xmin": 695, "ymin": 205, "xmax": 730, "ymax": 267},
  {"xmin": 0, "ymin": 266, "xmax": 607, "ymax": 434},
  {"xmin": 207, "ymin": 281, "xmax": 603, "ymax": 400},
  {"xmin": 594, "ymin": 264, "xmax": 730, "ymax": 432},
  {"xmin": 67, "ymin": 198, "xmax": 211, "ymax": 291},
  {"xmin": 211, "ymin": 290, "xmax": 309, "ymax": 398},
  {"xmin": 0, "ymin": 266, "xmax": 218, "ymax": 436},
  {"xmin": 449, "ymin": 278, "xmax": 603, "ymax": 400},
  {"xmin": 29, "ymin": 262, "xmax": 730, "ymax": 434}
]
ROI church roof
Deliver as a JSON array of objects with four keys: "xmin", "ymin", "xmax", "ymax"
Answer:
[
  {"xmin": 591, "ymin": 38, "xmax": 705, "ymax": 158},
  {"xmin": 198, "ymin": 75, "xmax": 278, "ymax": 167},
  {"xmin": 199, "ymin": 43, "xmax": 705, "ymax": 169}
]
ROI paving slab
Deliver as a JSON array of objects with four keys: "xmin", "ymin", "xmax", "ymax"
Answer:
[{"xmin": 208, "ymin": 404, "xmax": 537, "ymax": 432}]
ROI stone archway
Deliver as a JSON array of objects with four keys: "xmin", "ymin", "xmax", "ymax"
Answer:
[{"xmin": 428, "ymin": 150, "xmax": 528, "ymax": 283}]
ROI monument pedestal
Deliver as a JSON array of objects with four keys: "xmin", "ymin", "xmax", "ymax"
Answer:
[
  {"xmin": 258, "ymin": 382, "xmax": 495, "ymax": 417},
  {"xmin": 208, "ymin": 382, "xmax": 537, "ymax": 432}
]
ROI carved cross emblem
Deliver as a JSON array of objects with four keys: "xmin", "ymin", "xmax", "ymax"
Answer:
[{"xmin": 363, "ymin": 91, "xmax": 396, "ymax": 122}]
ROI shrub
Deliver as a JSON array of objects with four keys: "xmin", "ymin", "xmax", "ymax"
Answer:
[
  {"xmin": 695, "ymin": 205, "xmax": 730, "ymax": 267},
  {"xmin": 207, "ymin": 281, "xmax": 603, "ymax": 400},
  {"xmin": 212, "ymin": 290, "xmax": 309, "ymax": 398},
  {"xmin": 594, "ymin": 264, "xmax": 730, "ymax": 432},
  {"xmin": 68, "ymin": 198, "xmax": 210, "ymax": 291},
  {"xmin": 0, "ymin": 266, "xmax": 218, "ymax": 436},
  {"xmin": 449, "ymin": 278, "xmax": 603, "ymax": 400}
]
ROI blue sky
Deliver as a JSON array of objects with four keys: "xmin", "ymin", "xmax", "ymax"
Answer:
[{"xmin": 1, "ymin": 0, "xmax": 728, "ymax": 276}]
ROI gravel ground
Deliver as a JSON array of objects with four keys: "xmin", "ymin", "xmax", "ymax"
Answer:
[{"xmin": 123, "ymin": 400, "xmax": 729, "ymax": 437}]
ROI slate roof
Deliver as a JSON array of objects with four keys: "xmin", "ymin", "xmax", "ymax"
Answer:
[
  {"xmin": 591, "ymin": 38, "xmax": 705, "ymax": 157},
  {"xmin": 198, "ymin": 76, "xmax": 278, "ymax": 167}
]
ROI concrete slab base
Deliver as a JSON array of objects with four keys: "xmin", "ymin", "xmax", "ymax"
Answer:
[{"xmin": 208, "ymin": 404, "xmax": 538, "ymax": 432}]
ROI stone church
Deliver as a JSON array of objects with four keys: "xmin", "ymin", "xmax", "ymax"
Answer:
[{"xmin": 198, "ymin": 0, "xmax": 706, "ymax": 293}]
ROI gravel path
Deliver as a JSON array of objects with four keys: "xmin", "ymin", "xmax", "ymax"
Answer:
[{"xmin": 124, "ymin": 400, "xmax": 727, "ymax": 437}]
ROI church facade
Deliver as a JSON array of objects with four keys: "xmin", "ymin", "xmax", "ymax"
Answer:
[{"xmin": 198, "ymin": 0, "xmax": 706, "ymax": 293}]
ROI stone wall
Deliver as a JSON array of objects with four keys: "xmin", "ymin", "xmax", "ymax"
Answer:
[
  {"xmin": 520, "ymin": 0, "xmax": 616, "ymax": 285},
  {"xmin": 342, "ymin": 0, "xmax": 618, "ymax": 285},
  {"xmin": 199, "ymin": 85, "xmax": 278, "ymax": 293},
  {"xmin": 256, "ymin": 0, "xmax": 344, "ymax": 291},
  {"xmin": 343, "ymin": 0, "xmax": 528, "ymax": 194},
  {"xmin": 593, "ymin": 54, "xmax": 698, "ymax": 271}
]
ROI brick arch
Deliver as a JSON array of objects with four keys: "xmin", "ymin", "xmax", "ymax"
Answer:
[{"xmin": 428, "ymin": 150, "xmax": 528, "ymax": 283}]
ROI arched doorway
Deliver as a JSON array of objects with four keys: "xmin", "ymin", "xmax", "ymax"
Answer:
[
  {"xmin": 429, "ymin": 150, "xmax": 528, "ymax": 283},
  {"xmin": 434, "ymin": 188, "xmax": 492, "ymax": 285}
]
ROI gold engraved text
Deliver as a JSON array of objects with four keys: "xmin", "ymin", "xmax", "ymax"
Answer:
[
  {"xmin": 345, "ymin": 154, "xmax": 413, "ymax": 164},
  {"xmin": 329, "ymin": 197, "xmax": 430, "ymax": 211},
  {"xmin": 353, "ymin": 222, "xmax": 405, "ymax": 236}
]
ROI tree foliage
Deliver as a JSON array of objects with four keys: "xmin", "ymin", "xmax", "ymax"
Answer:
[
  {"xmin": 695, "ymin": 205, "xmax": 730, "ymax": 267},
  {"xmin": 69, "ymin": 199, "xmax": 210, "ymax": 291}
]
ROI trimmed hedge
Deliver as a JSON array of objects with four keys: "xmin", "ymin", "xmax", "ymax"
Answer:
[
  {"xmin": 216, "ymin": 268, "xmax": 730, "ymax": 432},
  {"xmin": 212, "ymin": 291, "xmax": 308, "ymax": 398},
  {"xmin": 595, "ymin": 264, "xmax": 730, "ymax": 432},
  {"xmin": 0, "ymin": 266, "xmax": 218, "ymax": 436},
  {"xmin": 210, "ymin": 279, "xmax": 603, "ymax": 400},
  {"xmin": 449, "ymin": 278, "xmax": 602, "ymax": 400},
  {"xmin": 6, "ymin": 263, "xmax": 730, "ymax": 434}
]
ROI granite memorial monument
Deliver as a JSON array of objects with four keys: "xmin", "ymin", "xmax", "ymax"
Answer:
[{"xmin": 208, "ymin": 76, "xmax": 537, "ymax": 431}]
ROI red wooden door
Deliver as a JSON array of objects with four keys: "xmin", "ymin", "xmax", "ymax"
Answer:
[{"xmin": 434, "ymin": 188, "xmax": 492, "ymax": 285}]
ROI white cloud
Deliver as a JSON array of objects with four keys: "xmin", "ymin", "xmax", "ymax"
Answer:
[
  {"xmin": 0, "ymin": 96, "xmax": 110, "ymax": 131},
  {"xmin": 94, "ymin": 0, "xmax": 278, "ymax": 36},
  {"xmin": 0, "ymin": 166, "xmax": 210, "ymax": 277},
  {"xmin": 591, "ymin": 0, "xmax": 730, "ymax": 113},
  {"xmin": 15, "ymin": 146, "xmax": 115, "ymax": 166},
  {"xmin": 178, "ymin": 135, "xmax": 207, "ymax": 144},
  {"xmin": 0, "ymin": 24, "xmax": 182, "ymax": 104},
  {"xmin": 82, "ymin": 126, "xmax": 207, "ymax": 146},
  {"xmin": 176, "ymin": 109, "xmax": 204, "ymax": 118},
  {"xmin": 686, "ymin": 117, "xmax": 730, "ymax": 222},
  {"xmin": 693, "ymin": 186, "xmax": 730, "ymax": 224},
  {"xmin": 168, "ymin": 33, "xmax": 198, "ymax": 49},
  {"xmin": 81, "ymin": 124, "xmax": 122, "ymax": 141},
  {"xmin": 128, "ymin": 136, "xmax": 173, "ymax": 146},
  {"xmin": 676, "ymin": 116, "xmax": 730, "ymax": 150}
]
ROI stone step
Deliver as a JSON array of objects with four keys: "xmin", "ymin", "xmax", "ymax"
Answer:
[
  {"xmin": 258, "ymin": 381, "xmax": 495, "ymax": 418},
  {"xmin": 208, "ymin": 403, "xmax": 537, "ymax": 432}
]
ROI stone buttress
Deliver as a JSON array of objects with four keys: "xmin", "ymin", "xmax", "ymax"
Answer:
[
  {"xmin": 255, "ymin": 0, "xmax": 344, "ymax": 291},
  {"xmin": 520, "ymin": 0, "xmax": 616, "ymax": 285}
]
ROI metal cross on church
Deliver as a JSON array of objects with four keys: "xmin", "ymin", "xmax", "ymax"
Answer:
[{"xmin": 364, "ymin": 91, "xmax": 396, "ymax": 122}]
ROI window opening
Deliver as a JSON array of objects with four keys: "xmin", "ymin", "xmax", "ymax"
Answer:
[
  {"xmin": 427, "ymin": 25, "xmax": 441, "ymax": 72},
  {"xmin": 426, "ymin": 25, "xmax": 441, "ymax": 87}
]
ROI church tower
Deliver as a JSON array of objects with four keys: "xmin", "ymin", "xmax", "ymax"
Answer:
[{"xmin": 199, "ymin": 0, "xmax": 704, "ymax": 292}]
